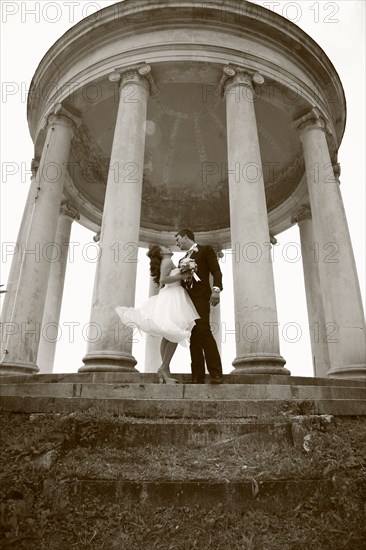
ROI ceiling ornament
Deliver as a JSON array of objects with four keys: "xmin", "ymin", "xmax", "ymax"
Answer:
[
  {"xmin": 71, "ymin": 124, "xmax": 109, "ymax": 186},
  {"xmin": 162, "ymin": 116, "xmax": 181, "ymax": 186}
]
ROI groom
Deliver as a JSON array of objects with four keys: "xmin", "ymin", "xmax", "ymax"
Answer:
[{"xmin": 175, "ymin": 229, "xmax": 224, "ymax": 384}]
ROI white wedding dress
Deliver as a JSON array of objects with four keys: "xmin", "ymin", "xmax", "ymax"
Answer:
[{"xmin": 115, "ymin": 268, "xmax": 199, "ymax": 346}]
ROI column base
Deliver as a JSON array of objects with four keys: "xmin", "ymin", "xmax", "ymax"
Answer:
[
  {"xmin": 327, "ymin": 364, "xmax": 366, "ymax": 380},
  {"xmin": 80, "ymin": 351, "xmax": 138, "ymax": 373},
  {"xmin": 231, "ymin": 353, "xmax": 290, "ymax": 375},
  {"xmin": 0, "ymin": 361, "xmax": 39, "ymax": 376}
]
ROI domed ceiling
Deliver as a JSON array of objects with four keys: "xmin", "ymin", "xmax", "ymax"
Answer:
[{"xmin": 66, "ymin": 62, "xmax": 304, "ymax": 233}]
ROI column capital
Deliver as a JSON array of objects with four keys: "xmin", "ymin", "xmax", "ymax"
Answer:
[
  {"xmin": 109, "ymin": 63, "xmax": 156, "ymax": 96},
  {"xmin": 46, "ymin": 103, "xmax": 82, "ymax": 132},
  {"xmin": 223, "ymin": 70, "xmax": 252, "ymax": 96},
  {"xmin": 60, "ymin": 201, "xmax": 80, "ymax": 221},
  {"xmin": 291, "ymin": 204, "xmax": 312, "ymax": 224},
  {"xmin": 222, "ymin": 65, "xmax": 264, "ymax": 96},
  {"xmin": 293, "ymin": 107, "xmax": 329, "ymax": 134}
]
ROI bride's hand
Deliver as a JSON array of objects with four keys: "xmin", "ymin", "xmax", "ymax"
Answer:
[{"xmin": 179, "ymin": 272, "xmax": 192, "ymax": 281}]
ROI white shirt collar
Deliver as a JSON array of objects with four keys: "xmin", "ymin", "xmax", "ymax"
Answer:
[{"xmin": 188, "ymin": 243, "xmax": 199, "ymax": 253}]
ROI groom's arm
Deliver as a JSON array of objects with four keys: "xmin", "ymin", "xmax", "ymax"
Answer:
[{"xmin": 205, "ymin": 246, "xmax": 223, "ymax": 291}]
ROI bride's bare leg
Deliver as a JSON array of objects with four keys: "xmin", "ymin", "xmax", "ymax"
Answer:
[
  {"xmin": 161, "ymin": 339, "xmax": 178, "ymax": 370},
  {"xmin": 160, "ymin": 338, "xmax": 168, "ymax": 362},
  {"xmin": 158, "ymin": 338, "xmax": 178, "ymax": 383}
]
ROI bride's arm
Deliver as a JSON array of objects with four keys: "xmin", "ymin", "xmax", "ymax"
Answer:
[{"xmin": 159, "ymin": 259, "xmax": 187, "ymax": 285}]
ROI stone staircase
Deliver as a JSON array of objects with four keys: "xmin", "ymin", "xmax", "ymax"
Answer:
[
  {"xmin": 1, "ymin": 372, "xmax": 365, "ymax": 547},
  {"xmin": 0, "ymin": 372, "xmax": 365, "ymax": 418},
  {"xmin": 34, "ymin": 409, "xmax": 321, "ymax": 513}
]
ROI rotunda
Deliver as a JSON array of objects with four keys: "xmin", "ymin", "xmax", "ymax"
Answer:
[{"xmin": 1, "ymin": 0, "xmax": 365, "ymax": 379}]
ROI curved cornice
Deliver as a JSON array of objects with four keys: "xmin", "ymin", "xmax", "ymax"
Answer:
[{"xmin": 28, "ymin": 0, "xmax": 346, "ymax": 145}]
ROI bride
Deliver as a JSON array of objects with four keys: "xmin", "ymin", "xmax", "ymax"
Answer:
[{"xmin": 115, "ymin": 244, "xmax": 199, "ymax": 383}]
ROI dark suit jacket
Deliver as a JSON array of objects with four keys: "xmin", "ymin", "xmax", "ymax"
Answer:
[{"xmin": 185, "ymin": 245, "xmax": 223, "ymax": 301}]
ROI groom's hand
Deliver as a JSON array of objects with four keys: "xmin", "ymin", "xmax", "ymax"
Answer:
[{"xmin": 210, "ymin": 290, "xmax": 220, "ymax": 307}]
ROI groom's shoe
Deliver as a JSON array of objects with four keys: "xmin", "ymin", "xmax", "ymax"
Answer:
[
  {"xmin": 187, "ymin": 377, "xmax": 205, "ymax": 384},
  {"xmin": 210, "ymin": 376, "xmax": 224, "ymax": 385}
]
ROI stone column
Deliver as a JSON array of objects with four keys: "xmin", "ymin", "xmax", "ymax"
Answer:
[
  {"xmin": 0, "ymin": 110, "xmax": 76, "ymax": 375},
  {"xmin": 292, "ymin": 205, "xmax": 331, "ymax": 377},
  {"xmin": 80, "ymin": 65, "xmax": 151, "ymax": 372},
  {"xmin": 224, "ymin": 68, "xmax": 288, "ymax": 374},
  {"xmin": 37, "ymin": 202, "xmax": 80, "ymax": 374},
  {"xmin": 0, "ymin": 159, "xmax": 39, "ymax": 357},
  {"xmin": 295, "ymin": 109, "xmax": 366, "ymax": 378},
  {"xmin": 209, "ymin": 248, "xmax": 224, "ymax": 354},
  {"xmin": 144, "ymin": 276, "xmax": 161, "ymax": 373},
  {"xmin": 210, "ymin": 283, "xmax": 222, "ymax": 354}
]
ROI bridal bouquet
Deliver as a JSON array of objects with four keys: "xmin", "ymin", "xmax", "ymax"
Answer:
[{"xmin": 179, "ymin": 258, "xmax": 200, "ymax": 287}]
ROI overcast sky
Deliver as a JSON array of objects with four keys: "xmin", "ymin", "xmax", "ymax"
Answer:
[{"xmin": 0, "ymin": 0, "xmax": 365, "ymax": 376}]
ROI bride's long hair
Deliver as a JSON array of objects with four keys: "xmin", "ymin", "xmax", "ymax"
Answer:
[{"xmin": 146, "ymin": 244, "xmax": 163, "ymax": 286}]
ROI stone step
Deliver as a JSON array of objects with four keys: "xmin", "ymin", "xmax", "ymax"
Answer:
[
  {"xmin": 1, "ymin": 382, "xmax": 365, "ymax": 401},
  {"xmin": 40, "ymin": 478, "xmax": 334, "ymax": 511},
  {"xmin": 1, "ymin": 372, "xmax": 365, "ymax": 387},
  {"xmin": 60, "ymin": 416, "xmax": 294, "ymax": 447},
  {"xmin": 0, "ymin": 395, "xmax": 364, "ymax": 417}
]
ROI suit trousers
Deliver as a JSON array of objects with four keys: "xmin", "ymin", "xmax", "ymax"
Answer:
[{"xmin": 189, "ymin": 296, "xmax": 222, "ymax": 380}]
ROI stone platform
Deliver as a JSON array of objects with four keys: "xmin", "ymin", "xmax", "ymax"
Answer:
[{"xmin": 0, "ymin": 372, "xmax": 365, "ymax": 418}]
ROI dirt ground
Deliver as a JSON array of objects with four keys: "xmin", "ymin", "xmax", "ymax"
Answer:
[{"xmin": 0, "ymin": 410, "xmax": 365, "ymax": 549}]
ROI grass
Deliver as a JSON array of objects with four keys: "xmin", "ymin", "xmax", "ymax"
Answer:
[{"xmin": 0, "ymin": 409, "xmax": 365, "ymax": 549}]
